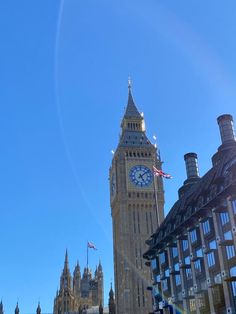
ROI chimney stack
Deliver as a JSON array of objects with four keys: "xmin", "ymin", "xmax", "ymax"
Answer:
[
  {"xmin": 184, "ymin": 152, "xmax": 200, "ymax": 179},
  {"xmin": 178, "ymin": 152, "xmax": 200, "ymax": 198},
  {"xmin": 217, "ymin": 114, "xmax": 235, "ymax": 144}
]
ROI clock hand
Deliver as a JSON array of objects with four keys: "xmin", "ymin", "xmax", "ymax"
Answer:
[{"xmin": 138, "ymin": 174, "xmax": 145, "ymax": 182}]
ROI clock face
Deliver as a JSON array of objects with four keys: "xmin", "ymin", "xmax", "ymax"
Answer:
[{"xmin": 129, "ymin": 165, "xmax": 153, "ymax": 187}]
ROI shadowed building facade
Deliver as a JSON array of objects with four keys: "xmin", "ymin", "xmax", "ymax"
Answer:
[
  {"xmin": 144, "ymin": 114, "xmax": 236, "ymax": 314},
  {"xmin": 109, "ymin": 84, "xmax": 165, "ymax": 314}
]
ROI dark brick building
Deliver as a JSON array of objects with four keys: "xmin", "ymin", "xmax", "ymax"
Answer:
[{"xmin": 144, "ymin": 114, "xmax": 236, "ymax": 314}]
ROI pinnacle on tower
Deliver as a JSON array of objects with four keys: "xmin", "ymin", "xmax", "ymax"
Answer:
[
  {"xmin": 0, "ymin": 300, "xmax": 3, "ymax": 314},
  {"xmin": 36, "ymin": 303, "xmax": 41, "ymax": 314},
  {"xmin": 64, "ymin": 249, "xmax": 69, "ymax": 269},
  {"xmin": 109, "ymin": 282, "xmax": 114, "ymax": 299},
  {"xmin": 15, "ymin": 303, "xmax": 19, "ymax": 314},
  {"xmin": 123, "ymin": 79, "xmax": 142, "ymax": 119},
  {"xmin": 98, "ymin": 259, "xmax": 102, "ymax": 272}
]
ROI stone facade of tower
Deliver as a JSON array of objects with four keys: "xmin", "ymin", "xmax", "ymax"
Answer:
[
  {"xmin": 53, "ymin": 251, "xmax": 104, "ymax": 314},
  {"xmin": 109, "ymin": 86, "xmax": 165, "ymax": 314}
]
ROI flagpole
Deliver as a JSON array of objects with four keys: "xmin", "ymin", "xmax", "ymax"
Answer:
[
  {"xmin": 153, "ymin": 159, "xmax": 162, "ymax": 227},
  {"xmin": 87, "ymin": 241, "xmax": 88, "ymax": 270}
]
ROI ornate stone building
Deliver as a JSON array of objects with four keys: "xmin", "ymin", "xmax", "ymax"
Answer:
[
  {"xmin": 109, "ymin": 84, "xmax": 165, "ymax": 314},
  {"xmin": 53, "ymin": 251, "xmax": 104, "ymax": 314},
  {"xmin": 144, "ymin": 114, "xmax": 236, "ymax": 313}
]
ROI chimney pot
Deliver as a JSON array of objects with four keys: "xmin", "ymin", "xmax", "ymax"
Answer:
[
  {"xmin": 184, "ymin": 152, "xmax": 199, "ymax": 179},
  {"xmin": 217, "ymin": 114, "xmax": 235, "ymax": 144}
]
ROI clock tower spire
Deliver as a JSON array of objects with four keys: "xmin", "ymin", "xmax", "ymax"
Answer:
[{"xmin": 110, "ymin": 84, "xmax": 165, "ymax": 314}]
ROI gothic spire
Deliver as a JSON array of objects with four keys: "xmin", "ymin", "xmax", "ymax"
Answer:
[
  {"xmin": 123, "ymin": 79, "xmax": 142, "ymax": 119},
  {"xmin": 64, "ymin": 249, "xmax": 69, "ymax": 270},
  {"xmin": 0, "ymin": 300, "xmax": 3, "ymax": 314},
  {"xmin": 15, "ymin": 303, "xmax": 19, "ymax": 314},
  {"xmin": 36, "ymin": 303, "xmax": 41, "ymax": 314}
]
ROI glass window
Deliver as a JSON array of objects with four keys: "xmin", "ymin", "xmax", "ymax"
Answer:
[
  {"xmin": 207, "ymin": 252, "xmax": 215, "ymax": 267},
  {"xmin": 162, "ymin": 279, "xmax": 168, "ymax": 291},
  {"xmin": 165, "ymin": 269, "xmax": 170, "ymax": 277},
  {"xmin": 231, "ymin": 266, "xmax": 236, "ymax": 277},
  {"xmin": 186, "ymin": 268, "xmax": 192, "ymax": 280},
  {"xmin": 196, "ymin": 248, "xmax": 203, "ymax": 258},
  {"xmin": 190, "ymin": 229, "xmax": 197, "ymax": 243},
  {"xmin": 182, "ymin": 240, "xmax": 189, "ymax": 251},
  {"xmin": 209, "ymin": 240, "xmax": 217, "ymax": 250},
  {"xmin": 224, "ymin": 230, "xmax": 233, "ymax": 240},
  {"xmin": 194, "ymin": 260, "xmax": 201, "ymax": 273},
  {"xmin": 202, "ymin": 220, "xmax": 210, "ymax": 235},
  {"xmin": 232, "ymin": 200, "xmax": 236, "ymax": 215},
  {"xmin": 155, "ymin": 274, "xmax": 161, "ymax": 283},
  {"xmin": 172, "ymin": 246, "xmax": 178, "ymax": 258},
  {"xmin": 174, "ymin": 263, "xmax": 179, "ymax": 272},
  {"xmin": 230, "ymin": 266, "xmax": 236, "ymax": 296},
  {"xmin": 175, "ymin": 274, "xmax": 181, "ymax": 286},
  {"xmin": 160, "ymin": 252, "xmax": 165, "ymax": 264},
  {"xmin": 184, "ymin": 256, "xmax": 190, "ymax": 265},
  {"xmin": 151, "ymin": 259, "xmax": 157, "ymax": 270},
  {"xmin": 226, "ymin": 246, "xmax": 235, "ymax": 259},
  {"xmin": 220, "ymin": 212, "xmax": 230, "ymax": 225}
]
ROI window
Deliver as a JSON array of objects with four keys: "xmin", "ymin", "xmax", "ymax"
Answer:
[
  {"xmin": 186, "ymin": 268, "xmax": 192, "ymax": 280},
  {"xmin": 224, "ymin": 230, "xmax": 233, "ymax": 240},
  {"xmin": 220, "ymin": 212, "xmax": 230, "ymax": 225},
  {"xmin": 185, "ymin": 256, "xmax": 191, "ymax": 265},
  {"xmin": 175, "ymin": 274, "xmax": 181, "ymax": 286},
  {"xmin": 209, "ymin": 240, "xmax": 217, "ymax": 250},
  {"xmin": 202, "ymin": 220, "xmax": 211, "ymax": 235},
  {"xmin": 165, "ymin": 269, "xmax": 170, "ymax": 277},
  {"xmin": 182, "ymin": 240, "xmax": 189, "ymax": 251},
  {"xmin": 190, "ymin": 229, "xmax": 197, "ymax": 243},
  {"xmin": 207, "ymin": 252, "xmax": 215, "ymax": 267},
  {"xmin": 160, "ymin": 252, "xmax": 165, "ymax": 264},
  {"xmin": 196, "ymin": 248, "xmax": 203, "ymax": 258},
  {"xmin": 151, "ymin": 259, "xmax": 157, "ymax": 270},
  {"xmin": 172, "ymin": 247, "xmax": 178, "ymax": 258},
  {"xmin": 232, "ymin": 199, "xmax": 236, "ymax": 215},
  {"xmin": 194, "ymin": 260, "xmax": 201, "ymax": 273},
  {"xmin": 155, "ymin": 274, "xmax": 160, "ymax": 283},
  {"xmin": 162, "ymin": 279, "xmax": 168, "ymax": 291},
  {"xmin": 174, "ymin": 263, "xmax": 179, "ymax": 272},
  {"xmin": 226, "ymin": 246, "xmax": 235, "ymax": 259},
  {"xmin": 230, "ymin": 266, "xmax": 236, "ymax": 296}
]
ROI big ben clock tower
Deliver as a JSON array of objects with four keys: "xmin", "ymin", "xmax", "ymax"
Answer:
[{"xmin": 109, "ymin": 82, "xmax": 165, "ymax": 314}]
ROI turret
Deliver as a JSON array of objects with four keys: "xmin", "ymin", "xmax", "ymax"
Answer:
[
  {"xmin": 15, "ymin": 303, "xmax": 19, "ymax": 314},
  {"xmin": 60, "ymin": 250, "xmax": 72, "ymax": 291},
  {"xmin": 99, "ymin": 302, "xmax": 103, "ymax": 314},
  {"xmin": 73, "ymin": 260, "xmax": 81, "ymax": 297},
  {"xmin": 108, "ymin": 283, "xmax": 116, "ymax": 314},
  {"xmin": 36, "ymin": 303, "xmax": 41, "ymax": 314},
  {"xmin": 0, "ymin": 301, "xmax": 3, "ymax": 314}
]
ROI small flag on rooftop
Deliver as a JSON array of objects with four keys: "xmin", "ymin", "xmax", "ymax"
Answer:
[
  {"xmin": 153, "ymin": 166, "xmax": 172, "ymax": 179},
  {"xmin": 87, "ymin": 241, "xmax": 97, "ymax": 250}
]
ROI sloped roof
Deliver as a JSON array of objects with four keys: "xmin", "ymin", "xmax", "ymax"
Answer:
[
  {"xmin": 144, "ymin": 145, "xmax": 236, "ymax": 257},
  {"xmin": 123, "ymin": 89, "xmax": 142, "ymax": 119}
]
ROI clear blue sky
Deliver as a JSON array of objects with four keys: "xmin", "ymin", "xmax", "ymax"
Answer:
[{"xmin": 0, "ymin": 1, "xmax": 236, "ymax": 313}]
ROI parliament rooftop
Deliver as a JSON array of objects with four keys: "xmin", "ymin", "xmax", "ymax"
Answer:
[{"xmin": 144, "ymin": 114, "xmax": 236, "ymax": 314}]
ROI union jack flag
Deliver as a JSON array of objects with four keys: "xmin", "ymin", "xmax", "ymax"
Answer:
[
  {"xmin": 153, "ymin": 166, "xmax": 172, "ymax": 179},
  {"xmin": 87, "ymin": 241, "xmax": 97, "ymax": 250}
]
